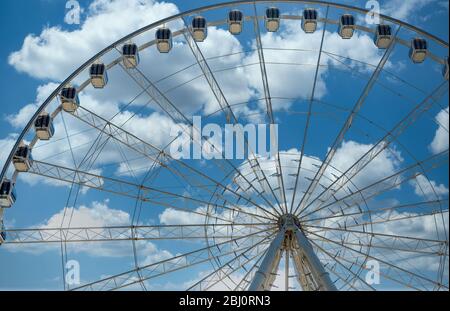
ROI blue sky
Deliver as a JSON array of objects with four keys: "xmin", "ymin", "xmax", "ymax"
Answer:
[{"xmin": 0, "ymin": 0, "xmax": 448, "ymax": 291}]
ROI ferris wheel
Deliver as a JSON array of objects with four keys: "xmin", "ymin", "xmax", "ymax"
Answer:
[{"xmin": 0, "ymin": 0, "xmax": 448, "ymax": 291}]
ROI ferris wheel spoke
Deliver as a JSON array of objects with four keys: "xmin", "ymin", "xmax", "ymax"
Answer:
[
  {"xmin": 303, "ymin": 199, "xmax": 448, "ymax": 225},
  {"xmin": 116, "ymin": 44, "xmax": 282, "ymax": 217},
  {"xmin": 251, "ymin": 4, "xmax": 288, "ymax": 214},
  {"xmin": 290, "ymin": 6, "xmax": 329, "ymax": 215},
  {"xmin": 181, "ymin": 16, "xmax": 285, "ymax": 215},
  {"xmin": 310, "ymin": 209, "xmax": 449, "ymax": 236},
  {"xmin": 75, "ymin": 84, "xmax": 157, "ymax": 180},
  {"xmin": 320, "ymin": 49, "xmax": 443, "ymax": 101},
  {"xmin": 187, "ymin": 232, "xmax": 275, "ymax": 291},
  {"xmin": 313, "ymin": 239, "xmax": 415, "ymax": 290},
  {"xmin": 299, "ymin": 149, "xmax": 449, "ymax": 220},
  {"xmin": 307, "ymin": 238, "xmax": 376, "ymax": 291},
  {"xmin": 26, "ymin": 160, "xmax": 274, "ymax": 223},
  {"xmin": 305, "ymin": 225, "xmax": 448, "ymax": 253},
  {"xmin": 323, "ymin": 264, "xmax": 361, "ymax": 291},
  {"xmin": 324, "ymin": 51, "xmax": 449, "ymax": 129},
  {"xmin": 70, "ymin": 228, "xmax": 271, "ymax": 291},
  {"xmin": 116, "ymin": 47, "xmax": 191, "ymax": 125},
  {"xmin": 307, "ymin": 228, "xmax": 448, "ymax": 256},
  {"xmin": 300, "ymin": 81, "xmax": 449, "ymax": 217},
  {"xmin": 318, "ymin": 253, "xmax": 370, "ymax": 291},
  {"xmin": 304, "ymin": 229, "xmax": 448, "ymax": 290},
  {"xmin": 69, "ymin": 106, "xmax": 279, "ymax": 219},
  {"xmin": 2, "ymin": 223, "xmax": 274, "ymax": 244},
  {"xmin": 293, "ymin": 26, "xmax": 401, "ymax": 216},
  {"xmin": 234, "ymin": 247, "xmax": 269, "ymax": 291},
  {"xmin": 322, "ymin": 244, "xmax": 441, "ymax": 291}
]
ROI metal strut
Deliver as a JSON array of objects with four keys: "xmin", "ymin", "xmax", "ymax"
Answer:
[
  {"xmin": 292, "ymin": 229, "xmax": 336, "ymax": 291},
  {"xmin": 248, "ymin": 229, "xmax": 285, "ymax": 291},
  {"xmin": 248, "ymin": 215, "xmax": 337, "ymax": 291}
]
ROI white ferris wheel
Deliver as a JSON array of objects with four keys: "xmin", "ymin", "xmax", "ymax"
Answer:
[{"xmin": 0, "ymin": 0, "xmax": 448, "ymax": 291}]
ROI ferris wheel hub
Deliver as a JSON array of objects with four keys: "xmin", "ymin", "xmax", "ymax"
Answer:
[{"xmin": 277, "ymin": 214, "xmax": 301, "ymax": 230}]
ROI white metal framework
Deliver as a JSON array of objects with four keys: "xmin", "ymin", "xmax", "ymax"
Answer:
[{"xmin": 0, "ymin": 0, "xmax": 448, "ymax": 291}]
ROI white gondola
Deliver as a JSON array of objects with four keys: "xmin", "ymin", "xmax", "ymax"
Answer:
[
  {"xmin": 60, "ymin": 86, "xmax": 79, "ymax": 113},
  {"xmin": 90, "ymin": 62, "xmax": 108, "ymax": 88},
  {"xmin": 444, "ymin": 57, "xmax": 449, "ymax": 80},
  {"xmin": 13, "ymin": 145, "xmax": 33, "ymax": 172},
  {"xmin": 0, "ymin": 180, "xmax": 16, "ymax": 208},
  {"xmin": 34, "ymin": 113, "xmax": 55, "ymax": 140},
  {"xmin": 265, "ymin": 7, "xmax": 280, "ymax": 32},
  {"xmin": 302, "ymin": 8, "xmax": 318, "ymax": 33},
  {"xmin": 156, "ymin": 28, "xmax": 173, "ymax": 53},
  {"xmin": 409, "ymin": 38, "xmax": 428, "ymax": 63},
  {"xmin": 228, "ymin": 10, "xmax": 243, "ymax": 35},
  {"xmin": 192, "ymin": 16, "xmax": 207, "ymax": 42},
  {"xmin": 122, "ymin": 43, "xmax": 140, "ymax": 69},
  {"xmin": 338, "ymin": 14, "xmax": 355, "ymax": 39},
  {"xmin": 374, "ymin": 24, "xmax": 392, "ymax": 49}
]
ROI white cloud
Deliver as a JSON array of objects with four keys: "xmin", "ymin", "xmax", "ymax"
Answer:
[
  {"xmin": 429, "ymin": 107, "xmax": 449, "ymax": 154},
  {"xmin": 306, "ymin": 206, "xmax": 449, "ymax": 289},
  {"xmin": 373, "ymin": 209, "xmax": 448, "ymax": 239},
  {"xmin": 5, "ymin": 200, "xmax": 130, "ymax": 256},
  {"xmin": 371, "ymin": 208, "xmax": 449, "ymax": 274},
  {"xmin": 410, "ymin": 174, "xmax": 449, "ymax": 198},
  {"xmin": 4, "ymin": 81, "xmax": 185, "ymax": 184},
  {"xmin": 233, "ymin": 142, "xmax": 403, "ymax": 211},
  {"xmin": 7, "ymin": 0, "xmax": 392, "ymax": 125},
  {"xmin": 7, "ymin": 202, "xmax": 131, "ymax": 257},
  {"xmin": 43, "ymin": 200, "xmax": 128, "ymax": 228},
  {"xmin": 159, "ymin": 207, "xmax": 205, "ymax": 225},
  {"xmin": 331, "ymin": 140, "xmax": 403, "ymax": 188},
  {"xmin": 140, "ymin": 248, "xmax": 174, "ymax": 266},
  {"xmin": 8, "ymin": 0, "xmax": 179, "ymax": 81},
  {"xmin": 4, "ymin": 200, "xmax": 172, "ymax": 262},
  {"xmin": 382, "ymin": 0, "xmax": 435, "ymax": 22},
  {"xmin": 0, "ymin": 134, "xmax": 18, "ymax": 170},
  {"xmin": 6, "ymin": 0, "xmax": 253, "ymax": 117},
  {"xmin": 5, "ymin": 83, "xmax": 59, "ymax": 129},
  {"xmin": 242, "ymin": 19, "xmax": 386, "ymax": 113}
]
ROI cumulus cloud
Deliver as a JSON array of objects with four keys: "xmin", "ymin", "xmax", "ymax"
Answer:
[
  {"xmin": 8, "ymin": 0, "xmax": 179, "ymax": 81},
  {"xmin": 5, "ymin": 83, "xmax": 59, "ymax": 129},
  {"xmin": 6, "ymin": 0, "xmax": 253, "ymax": 117},
  {"xmin": 5, "ymin": 200, "xmax": 130, "ymax": 256},
  {"xmin": 330, "ymin": 140, "xmax": 403, "ymax": 188},
  {"xmin": 305, "ymin": 205, "xmax": 449, "ymax": 290},
  {"xmin": 7, "ymin": 0, "xmax": 391, "ymax": 123},
  {"xmin": 382, "ymin": 0, "xmax": 435, "ymax": 22},
  {"xmin": 370, "ymin": 208, "xmax": 449, "ymax": 274},
  {"xmin": 159, "ymin": 207, "xmax": 205, "ymax": 225},
  {"xmin": 429, "ymin": 107, "xmax": 449, "ymax": 154},
  {"xmin": 233, "ymin": 142, "xmax": 403, "ymax": 211},
  {"xmin": 4, "ymin": 200, "xmax": 173, "ymax": 262},
  {"xmin": 3, "ymin": 0, "xmax": 397, "ymax": 185},
  {"xmin": 373, "ymin": 209, "xmax": 449, "ymax": 239},
  {"xmin": 0, "ymin": 134, "xmax": 18, "ymax": 169},
  {"xmin": 242, "ymin": 18, "xmax": 386, "ymax": 112},
  {"xmin": 410, "ymin": 174, "xmax": 449, "ymax": 199},
  {"xmin": 4, "ymin": 82, "xmax": 184, "ymax": 186}
]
